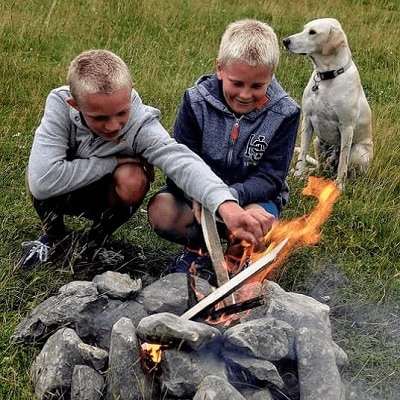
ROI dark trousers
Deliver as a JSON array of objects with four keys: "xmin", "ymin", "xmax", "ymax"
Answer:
[{"xmin": 29, "ymin": 174, "xmax": 137, "ymax": 246}]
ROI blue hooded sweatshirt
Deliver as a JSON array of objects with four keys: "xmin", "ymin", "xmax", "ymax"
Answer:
[{"xmin": 172, "ymin": 74, "xmax": 300, "ymax": 211}]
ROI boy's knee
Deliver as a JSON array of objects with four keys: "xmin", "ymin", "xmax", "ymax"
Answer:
[
  {"xmin": 147, "ymin": 194, "xmax": 172, "ymax": 229},
  {"xmin": 113, "ymin": 163, "xmax": 149, "ymax": 205},
  {"xmin": 148, "ymin": 193, "xmax": 189, "ymax": 232}
]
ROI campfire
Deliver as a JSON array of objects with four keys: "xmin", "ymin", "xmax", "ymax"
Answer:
[
  {"xmin": 12, "ymin": 177, "xmax": 346, "ymax": 400},
  {"xmin": 142, "ymin": 176, "xmax": 341, "ymax": 366}
]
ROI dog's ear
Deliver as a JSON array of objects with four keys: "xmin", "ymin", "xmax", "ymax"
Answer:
[{"xmin": 322, "ymin": 26, "xmax": 347, "ymax": 55}]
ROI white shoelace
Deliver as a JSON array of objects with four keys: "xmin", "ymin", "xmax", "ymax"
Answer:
[{"xmin": 22, "ymin": 240, "xmax": 51, "ymax": 262}]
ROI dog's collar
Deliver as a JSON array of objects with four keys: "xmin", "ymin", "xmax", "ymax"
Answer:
[{"xmin": 312, "ymin": 59, "xmax": 353, "ymax": 91}]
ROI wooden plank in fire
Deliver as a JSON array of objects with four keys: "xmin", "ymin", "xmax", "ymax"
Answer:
[
  {"xmin": 180, "ymin": 237, "xmax": 289, "ymax": 320},
  {"xmin": 201, "ymin": 207, "xmax": 234, "ymax": 306}
]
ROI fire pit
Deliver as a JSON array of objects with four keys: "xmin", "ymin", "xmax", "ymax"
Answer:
[
  {"xmin": 12, "ymin": 272, "xmax": 347, "ymax": 399},
  {"xmin": 11, "ymin": 177, "xmax": 346, "ymax": 399}
]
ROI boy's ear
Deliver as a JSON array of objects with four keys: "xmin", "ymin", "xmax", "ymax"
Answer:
[
  {"xmin": 216, "ymin": 60, "xmax": 223, "ymax": 79},
  {"xmin": 66, "ymin": 97, "xmax": 80, "ymax": 111}
]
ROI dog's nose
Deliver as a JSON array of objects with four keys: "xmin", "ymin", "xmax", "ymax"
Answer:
[{"xmin": 283, "ymin": 38, "xmax": 291, "ymax": 48}]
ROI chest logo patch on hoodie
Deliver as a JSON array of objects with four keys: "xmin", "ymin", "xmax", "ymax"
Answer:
[{"xmin": 245, "ymin": 134, "xmax": 267, "ymax": 164}]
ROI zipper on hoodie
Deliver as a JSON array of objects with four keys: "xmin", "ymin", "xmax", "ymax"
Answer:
[
  {"xmin": 227, "ymin": 116, "xmax": 243, "ymax": 167},
  {"xmin": 89, "ymin": 133, "xmax": 99, "ymax": 147}
]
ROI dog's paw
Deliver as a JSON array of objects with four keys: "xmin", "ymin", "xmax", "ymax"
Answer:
[
  {"xmin": 293, "ymin": 162, "xmax": 307, "ymax": 177},
  {"xmin": 293, "ymin": 170, "xmax": 304, "ymax": 177},
  {"xmin": 335, "ymin": 178, "xmax": 345, "ymax": 191}
]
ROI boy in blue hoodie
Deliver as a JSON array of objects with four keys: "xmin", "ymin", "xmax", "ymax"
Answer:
[
  {"xmin": 148, "ymin": 19, "xmax": 300, "ymax": 280},
  {"xmin": 17, "ymin": 49, "xmax": 274, "ymax": 270}
]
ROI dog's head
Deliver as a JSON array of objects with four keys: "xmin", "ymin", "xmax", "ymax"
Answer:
[{"xmin": 283, "ymin": 18, "xmax": 348, "ymax": 57}]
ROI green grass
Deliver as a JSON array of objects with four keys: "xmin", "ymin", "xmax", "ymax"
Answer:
[{"xmin": 1, "ymin": 0, "xmax": 399, "ymax": 398}]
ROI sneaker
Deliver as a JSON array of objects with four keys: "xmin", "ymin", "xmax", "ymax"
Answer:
[
  {"xmin": 90, "ymin": 247, "xmax": 125, "ymax": 267},
  {"xmin": 18, "ymin": 234, "xmax": 55, "ymax": 270},
  {"xmin": 167, "ymin": 247, "xmax": 216, "ymax": 285},
  {"xmin": 77, "ymin": 232, "xmax": 125, "ymax": 268}
]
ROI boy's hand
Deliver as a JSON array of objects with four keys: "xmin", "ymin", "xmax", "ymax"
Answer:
[{"xmin": 217, "ymin": 201, "xmax": 276, "ymax": 247}]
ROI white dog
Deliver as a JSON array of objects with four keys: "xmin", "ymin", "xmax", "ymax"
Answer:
[{"xmin": 283, "ymin": 18, "xmax": 373, "ymax": 190}]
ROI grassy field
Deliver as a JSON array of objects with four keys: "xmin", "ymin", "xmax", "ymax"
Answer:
[{"xmin": 1, "ymin": 0, "xmax": 399, "ymax": 399}]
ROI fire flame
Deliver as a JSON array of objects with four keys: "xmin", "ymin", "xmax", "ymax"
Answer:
[
  {"xmin": 141, "ymin": 342, "xmax": 163, "ymax": 370},
  {"xmin": 142, "ymin": 343, "xmax": 162, "ymax": 363},
  {"xmin": 246, "ymin": 176, "xmax": 341, "ymax": 282},
  {"xmin": 206, "ymin": 177, "xmax": 341, "ymax": 325}
]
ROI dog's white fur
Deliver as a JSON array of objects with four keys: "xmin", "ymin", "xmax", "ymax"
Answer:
[{"xmin": 283, "ymin": 18, "xmax": 373, "ymax": 189}]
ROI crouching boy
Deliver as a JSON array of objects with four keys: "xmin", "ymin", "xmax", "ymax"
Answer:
[{"xmin": 17, "ymin": 49, "xmax": 272, "ymax": 270}]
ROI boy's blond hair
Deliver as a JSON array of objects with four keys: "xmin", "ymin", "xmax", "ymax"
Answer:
[
  {"xmin": 217, "ymin": 19, "xmax": 280, "ymax": 72},
  {"xmin": 67, "ymin": 49, "xmax": 132, "ymax": 104}
]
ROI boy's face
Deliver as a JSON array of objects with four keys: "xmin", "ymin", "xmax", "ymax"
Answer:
[
  {"xmin": 67, "ymin": 86, "xmax": 131, "ymax": 141},
  {"xmin": 216, "ymin": 60, "xmax": 272, "ymax": 115}
]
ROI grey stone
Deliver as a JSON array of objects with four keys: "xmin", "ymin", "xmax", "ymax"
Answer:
[
  {"xmin": 88, "ymin": 299, "xmax": 148, "ymax": 350},
  {"xmin": 222, "ymin": 350, "xmax": 284, "ymax": 389},
  {"xmin": 332, "ymin": 340, "xmax": 349, "ymax": 371},
  {"xmin": 31, "ymin": 328, "xmax": 90, "ymax": 399},
  {"xmin": 12, "ymin": 281, "xmax": 107, "ymax": 344},
  {"xmin": 160, "ymin": 347, "xmax": 228, "ymax": 398},
  {"xmin": 223, "ymin": 317, "xmax": 295, "ymax": 360},
  {"xmin": 296, "ymin": 326, "xmax": 346, "ymax": 400},
  {"xmin": 136, "ymin": 273, "xmax": 212, "ymax": 315},
  {"xmin": 93, "ymin": 270, "xmax": 142, "ymax": 299},
  {"xmin": 106, "ymin": 317, "xmax": 158, "ymax": 400},
  {"xmin": 58, "ymin": 281, "xmax": 99, "ymax": 296},
  {"xmin": 14, "ymin": 275, "xmax": 349, "ymax": 399},
  {"xmin": 247, "ymin": 281, "xmax": 331, "ymax": 332},
  {"xmin": 245, "ymin": 281, "xmax": 347, "ymax": 365},
  {"xmin": 193, "ymin": 375, "xmax": 246, "ymax": 400},
  {"xmin": 239, "ymin": 387, "xmax": 274, "ymax": 400},
  {"xmin": 136, "ymin": 311, "xmax": 222, "ymax": 351},
  {"xmin": 76, "ymin": 342, "xmax": 108, "ymax": 371},
  {"xmin": 71, "ymin": 365, "xmax": 104, "ymax": 400}
]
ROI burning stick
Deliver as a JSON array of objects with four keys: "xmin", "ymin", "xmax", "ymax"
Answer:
[
  {"xmin": 201, "ymin": 207, "xmax": 235, "ymax": 305},
  {"xmin": 187, "ymin": 273, "xmax": 198, "ymax": 308},
  {"xmin": 201, "ymin": 295, "xmax": 266, "ymax": 320},
  {"xmin": 181, "ymin": 238, "xmax": 289, "ymax": 320}
]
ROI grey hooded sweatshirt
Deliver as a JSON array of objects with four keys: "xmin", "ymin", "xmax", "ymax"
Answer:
[{"xmin": 28, "ymin": 86, "xmax": 237, "ymax": 215}]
